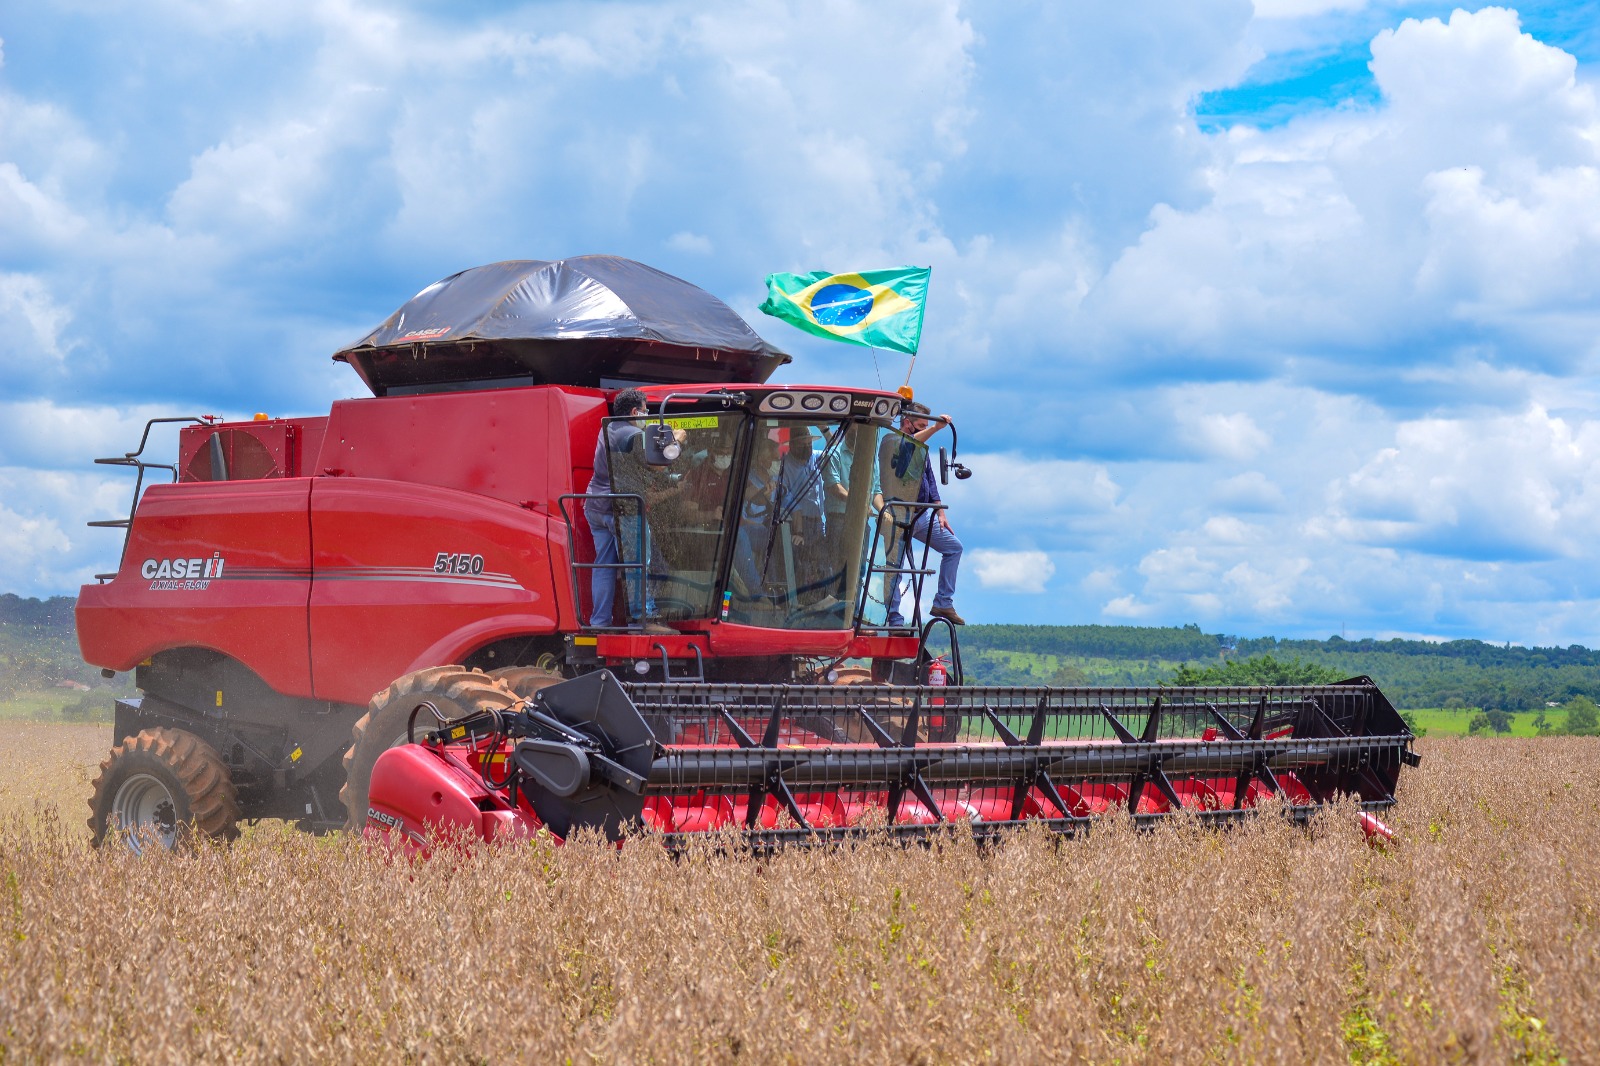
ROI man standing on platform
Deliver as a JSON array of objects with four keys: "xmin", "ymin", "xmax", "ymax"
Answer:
[
  {"xmin": 884, "ymin": 402, "xmax": 964, "ymax": 627},
  {"xmin": 583, "ymin": 389, "xmax": 674, "ymax": 634}
]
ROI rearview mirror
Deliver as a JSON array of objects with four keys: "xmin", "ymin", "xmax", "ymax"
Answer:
[{"xmin": 939, "ymin": 447, "xmax": 972, "ymax": 484}]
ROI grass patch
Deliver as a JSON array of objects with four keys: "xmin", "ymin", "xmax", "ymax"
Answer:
[
  {"xmin": 0, "ymin": 690, "xmax": 122, "ymax": 724},
  {"xmin": 1402, "ymin": 707, "xmax": 1574, "ymax": 737}
]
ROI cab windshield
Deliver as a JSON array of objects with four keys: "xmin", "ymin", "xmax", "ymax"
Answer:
[
  {"xmin": 602, "ymin": 411, "xmax": 927, "ymax": 630},
  {"xmin": 605, "ymin": 410, "xmax": 743, "ymax": 623}
]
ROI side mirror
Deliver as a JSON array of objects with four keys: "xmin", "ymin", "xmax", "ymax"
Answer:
[
  {"xmin": 642, "ymin": 422, "xmax": 681, "ymax": 466},
  {"xmin": 942, "ymin": 419, "xmax": 972, "ymax": 481}
]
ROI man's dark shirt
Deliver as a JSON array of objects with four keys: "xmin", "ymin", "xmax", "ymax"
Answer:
[
  {"xmin": 918, "ymin": 451, "xmax": 940, "ymax": 506},
  {"xmin": 586, "ymin": 420, "xmax": 643, "ymax": 517}
]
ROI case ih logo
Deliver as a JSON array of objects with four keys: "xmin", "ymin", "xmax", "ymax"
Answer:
[
  {"xmin": 396, "ymin": 326, "xmax": 450, "ymax": 342},
  {"xmin": 142, "ymin": 553, "xmax": 225, "ymax": 590},
  {"xmin": 367, "ymin": 806, "xmax": 404, "ymax": 831}
]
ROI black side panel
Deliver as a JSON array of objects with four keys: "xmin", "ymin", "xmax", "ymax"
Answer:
[{"xmin": 129, "ymin": 649, "xmax": 361, "ymax": 827}]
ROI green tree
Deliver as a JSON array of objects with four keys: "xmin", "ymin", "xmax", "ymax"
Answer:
[
  {"xmin": 1485, "ymin": 708, "xmax": 1513, "ymax": 733},
  {"xmin": 1467, "ymin": 711, "xmax": 1492, "ymax": 735},
  {"xmin": 1048, "ymin": 664, "xmax": 1089, "ymax": 686},
  {"xmin": 1564, "ymin": 696, "xmax": 1600, "ymax": 736},
  {"xmin": 1168, "ymin": 654, "xmax": 1344, "ymax": 687}
]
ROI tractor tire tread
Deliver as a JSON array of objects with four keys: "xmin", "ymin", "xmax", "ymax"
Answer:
[
  {"xmin": 488, "ymin": 666, "xmax": 567, "ymax": 700},
  {"xmin": 87, "ymin": 727, "xmax": 240, "ymax": 848},
  {"xmin": 339, "ymin": 666, "xmax": 517, "ymax": 831}
]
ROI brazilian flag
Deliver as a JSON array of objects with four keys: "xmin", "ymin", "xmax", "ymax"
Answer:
[{"xmin": 758, "ymin": 266, "xmax": 930, "ymax": 355}]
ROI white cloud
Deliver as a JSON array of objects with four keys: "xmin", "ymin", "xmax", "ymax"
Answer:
[
  {"xmin": 1211, "ymin": 470, "xmax": 1286, "ymax": 511},
  {"xmin": 666, "ymin": 231, "xmax": 713, "ymax": 255},
  {"xmin": 1080, "ymin": 566, "xmax": 1122, "ymax": 595},
  {"xmin": 1070, "ymin": 7, "xmax": 1600, "ymax": 381},
  {"xmin": 1324, "ymin": 405, "xmax": 1600, "ymax": 560},
  {"xmin": 1103, "ymin": 594, "xmax": 1157, "ymax": 619},
  {"xmin": 0, "ymin": 467, "xmax": 133, "ymax": 595},
  {"xmin": 0, "ymin": 400, "xmax": 208, "ymax": 471},
  {"xmin": 961, "ymin": 454, "xmax": 1122, "ymax": 514},
  {"xmin": 970, "ymin": 549, "xmax": 1055, "ymax": 593},
  {"xmin": 1177, "ymin": 411, "xmax": 1270, "ymax": 461},
  {"xmin": 1202, "ymin": 515, "xmax": 1256, "ymax": 543},
  {"xmin": 0, "ymin": 274, "xmax": 73, "ymax": 366},
  {"xmin": 0, "ymin": 503, "xmax": 70, "ymax": 570}
]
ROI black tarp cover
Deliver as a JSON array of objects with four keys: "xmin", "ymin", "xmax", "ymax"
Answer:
[{"xmin": 334, "ymin": 256, "xmax": 791, "ymax": 395}]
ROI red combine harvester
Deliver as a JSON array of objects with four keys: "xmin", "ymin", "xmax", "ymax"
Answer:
[{"xmin": 77, "ymin": 256, "xmax": 1419, "ymax": 851}]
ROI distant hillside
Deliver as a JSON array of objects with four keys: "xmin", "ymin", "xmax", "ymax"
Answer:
[
  {"xmin": 0, "ymin": 594, "xmax": 75, "ymax": 628},
  {"xmin": 0, "ymin": 594, "xmax": 109, "ymax": 699},
  {"xmin": 959, "ymin": 623, "xmax": 1600, "ymax": 710}
]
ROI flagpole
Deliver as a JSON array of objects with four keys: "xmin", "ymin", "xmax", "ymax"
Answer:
[{"xmin": 899, "ymin": 265, "xmax": 928, "ymax": 399}]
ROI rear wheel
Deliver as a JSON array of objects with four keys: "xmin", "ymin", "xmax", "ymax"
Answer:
[
  {"xmin": 339, "ymin": 666, "xmax": 519, "ymax": 830},
  {"xmin": 87, "ymin": 728, "xmax": 240, "ymax": 852}
]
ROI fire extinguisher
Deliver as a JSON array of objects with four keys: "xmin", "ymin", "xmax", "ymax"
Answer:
[{"xmin": 926, "ymin": 655, "xmax": 949, "ymax": 739}]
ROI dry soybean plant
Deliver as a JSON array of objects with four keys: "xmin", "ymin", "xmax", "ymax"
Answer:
[{"xmin": 0, "ymin": 736, "xmax": 1596, "ymax": 1064}]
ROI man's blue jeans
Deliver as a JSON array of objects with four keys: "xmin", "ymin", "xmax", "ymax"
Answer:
[
  {"xmin": 587, "ymin": 511, "xmax": 654, "ymax": 627},
  {"xmin": 886, "ymin": 510, "xmax": 962, "ymax": 625}
]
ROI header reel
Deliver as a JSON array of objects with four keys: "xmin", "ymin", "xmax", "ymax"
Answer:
[{"xmin": 367, "ymin": 670, "xmax": 1420, "ymax": 851}]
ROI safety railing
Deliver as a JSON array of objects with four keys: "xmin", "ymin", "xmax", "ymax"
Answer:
[
  {"xmin": 88, "ymin": 416, "xmax": 214, "ymax": 581},
  {"xmin": 557, "ymin": 492, "xmax": 650, "ymax": 632},
  {"xmin": 855, "ymin": 499, "xmax": 942, "ymax": 634}
]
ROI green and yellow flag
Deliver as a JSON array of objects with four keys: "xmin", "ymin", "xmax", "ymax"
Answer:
[{"xmin": 758, "ymin": 266, "xmax": 930, "ymax": 355}]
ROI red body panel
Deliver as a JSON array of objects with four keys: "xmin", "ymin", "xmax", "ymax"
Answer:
[
  {"xmin": 308, "ymin": 478, "xmax": 562, "ymax": 704},
  {"xmin": 314, "ymin": 386, "xmax": 604, "ymax": 514},
  {"xmin": 76, "ymin": 478, "xmax": 314, "ymax": 695},
  {"xmin": 365, "ymin": 742, "xmax": 539, "ymax": 852}
]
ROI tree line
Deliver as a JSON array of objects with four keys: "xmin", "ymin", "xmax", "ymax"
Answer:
[
  {"xmin": 9, "ymin": 595, "xmax": 1600, "ymax": 724},
  {"xmin": 959, "ymin": 623, "xmax": 1600, "ymax": 715}
]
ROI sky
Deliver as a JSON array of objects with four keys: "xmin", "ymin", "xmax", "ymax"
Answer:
[{"xmin": 3, "ymin": 0, "xmax": 1600, "ymax": 645}]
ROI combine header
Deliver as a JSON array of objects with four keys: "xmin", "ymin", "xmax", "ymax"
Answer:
[
  {"xmin": 75, "ymin": 255, "xmax": 1419, "ymax": 852},
  {"xmin": 366, "ymin": 671, "xmax": 1418, "ymax": 848}
]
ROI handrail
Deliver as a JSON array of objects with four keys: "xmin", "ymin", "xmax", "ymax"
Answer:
[
  {"xmin": 918, "ymin": 615, "xmax": 964, "ymax": 686},
  {"xmin": 556, "ymin": 492, "xmax": 650, "ymax": 632},
  {"xmin": 855, "ymin": 499, "xmax": 943, "ymax": 634},
  {"xmin": 88, "ymin": 416, "xmax": 215, "ymax": 580}
]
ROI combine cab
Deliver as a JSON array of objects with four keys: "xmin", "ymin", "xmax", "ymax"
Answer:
[{"xmin": 77, "ymin": 256, "xmax": 1419, "ymax": 851}]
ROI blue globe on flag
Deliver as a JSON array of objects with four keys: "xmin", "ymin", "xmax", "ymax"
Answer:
[{"xmin": 810, "ymin": 283, "xmax": 874, "ymax": 327}]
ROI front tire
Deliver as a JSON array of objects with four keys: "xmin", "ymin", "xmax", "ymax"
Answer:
[
  {"xmin": 87, "ymin": 728, "xmax": 240, "ymax": 852},
  {"xmin": 339, "ymin": 666, "xmax": 519, "ymax": 830}
]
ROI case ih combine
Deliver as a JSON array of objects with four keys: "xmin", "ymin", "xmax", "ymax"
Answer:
[{"xmin": 77, "ymin": 256, "xmax": 1419, "ymax": 852}]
